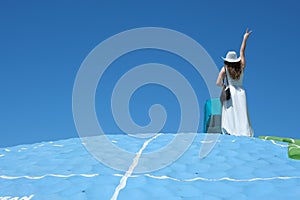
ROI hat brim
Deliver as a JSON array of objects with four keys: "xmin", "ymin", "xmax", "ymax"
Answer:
[{"xmin": 222, "ymin": 57, "xmax": 241, "ymax": 63}]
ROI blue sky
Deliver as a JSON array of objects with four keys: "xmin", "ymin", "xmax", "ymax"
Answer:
[{"xmin": 1, "ymin": 0, "xmax": 300, "ymax": 147}]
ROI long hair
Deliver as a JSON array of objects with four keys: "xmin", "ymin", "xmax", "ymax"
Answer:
[{"xmin": 224, "ymin": 61, "xmax": 243, "ymax": 80}]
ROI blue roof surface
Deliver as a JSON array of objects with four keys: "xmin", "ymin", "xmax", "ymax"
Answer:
[{"xmin": 1, "ymin": 133, "xmax": 300, "ymax": 199}]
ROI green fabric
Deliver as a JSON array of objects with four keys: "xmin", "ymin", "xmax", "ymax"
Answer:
[
  {"xmin": 288, "ymin": 144, "xmax": 300, "ymax": 160},
  {"xmin": 259, "ymin": 136, "xmax": 300, "ymax": 160}
]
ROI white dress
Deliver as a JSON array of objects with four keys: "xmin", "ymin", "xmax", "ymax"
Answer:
[{"xmin": 221, "ymin": 69, "xmax": 254, "ymax": 137}]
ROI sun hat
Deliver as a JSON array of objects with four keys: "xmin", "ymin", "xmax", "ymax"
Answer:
[{"xmin": 222, "ymin": 51, "xmax": 241, "ymax": 63}]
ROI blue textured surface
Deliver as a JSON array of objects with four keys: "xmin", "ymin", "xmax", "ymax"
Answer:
[{"xmin": 1, "ymin": 134, "xmax": 300, "ymax": 200}]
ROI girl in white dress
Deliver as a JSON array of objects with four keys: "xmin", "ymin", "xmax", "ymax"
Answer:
[{"xmin": 216, "ymin": 29, "xmax": 254, "ymax": 137}]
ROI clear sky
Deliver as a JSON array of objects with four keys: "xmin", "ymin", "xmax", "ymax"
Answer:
[{"xmin": 1, "ymin": 0, "xmax": 300, "ymax": 147}]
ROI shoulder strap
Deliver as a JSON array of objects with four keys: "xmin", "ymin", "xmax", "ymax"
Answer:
[{"xmin": 224, "ymin": 67, "xmax": 229, "ymax": 86}]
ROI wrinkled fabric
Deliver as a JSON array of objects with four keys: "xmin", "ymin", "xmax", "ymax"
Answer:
[{"xmin": 222, "ymin": 71, "xmax": 254, "ymax": 137}]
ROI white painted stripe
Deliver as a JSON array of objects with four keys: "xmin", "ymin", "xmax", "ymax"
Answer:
[
  {"xmin": 113, "ymin": 173, "xmax": 139, "ymax": 178},
  {"xmin": 0, "ymin": 194, "xmax": 34, "ymax": 200},
  {"xmin": 111, "ymin": 133, "xmax": 161, "ymax": 200},
  {"xmin": 144, "ymin": 174, "xmax": 300, "ymax": 182},
  {"xmin": 270, "ymin": 140, "xmax": 288, "ymax": 147},
  {"xmin": 52, "ymin": 144, "xmax": 64, "ymax": 147},
  {"xmin": 0, "ymin": 173, "xmax": 99, "ymax": 180},
  {"xmin": 200, "ymin": 140, "xmax": 220, "ymax": 144},
  {"xmin": 261, "ymin": 138, "xmax": 295, "ymax": 148}
]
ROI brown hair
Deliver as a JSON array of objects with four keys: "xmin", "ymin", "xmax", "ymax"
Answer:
[{"xmin": 224, "ymin": 61, "xmax": 243, "ymax": 80}]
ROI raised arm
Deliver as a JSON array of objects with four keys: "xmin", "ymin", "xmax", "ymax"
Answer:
[{"xmin": 240, "ymin": 28, "xmax": 252, "ymax": 68}]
